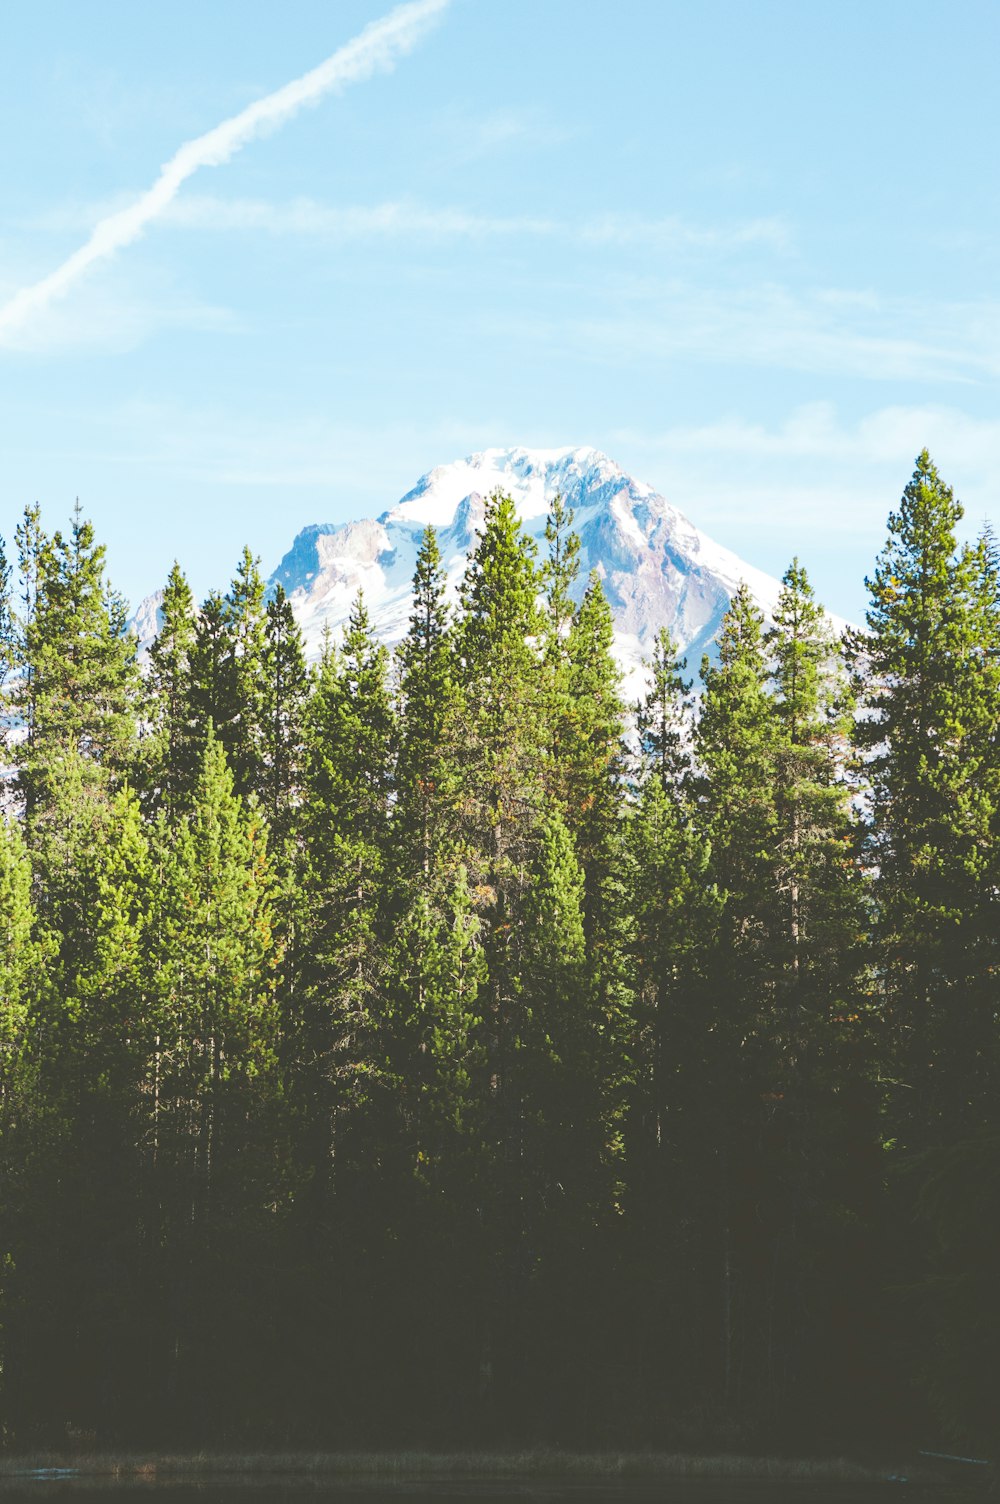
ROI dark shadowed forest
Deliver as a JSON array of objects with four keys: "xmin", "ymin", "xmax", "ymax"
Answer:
[{"xmin": 0, "ymin": 452, "xmax": 997, "ymax": 1457}]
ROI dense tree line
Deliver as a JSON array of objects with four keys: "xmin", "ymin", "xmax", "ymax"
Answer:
[{"xmin": 0, "ymin": 453, "xmax": 997, "ymax": 1454}]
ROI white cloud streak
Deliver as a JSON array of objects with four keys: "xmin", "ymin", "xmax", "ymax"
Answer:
[
  {"xmin": 580, "ymin": 213, "xmax": 792, "ymax": 253},
  {"xmin": 160, "ymin": 195, "xmax": 793, "ymax": 257},
  {"xmin": 0, "ymin": 0, "xmax": 449, "ymax": 347},
  {"xmin": 607, "ymin": 403, "xmax": 1000, "ymax": 555},
  {"xmin": 26, "ymin": 194, "xmax": 791, "ymax": 256},
  {"xmin": 613, "ymin": 403, "xmax": 1000, "ymax": 472},
  {"xmin": 161, "ymin": 196, "xmax": 790, "ymax": 253},
  {"xmin": 162, "ymin": 195, "xmax": 558, "ymax": 240},
  {"xmin": 482, "ymin": 283, "xmax": 1000, "ymax": 385}
]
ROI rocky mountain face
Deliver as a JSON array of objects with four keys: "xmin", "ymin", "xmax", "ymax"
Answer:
[{"xmin": 268, "ymin": 446, "xmax": 786, "ymax": 693}]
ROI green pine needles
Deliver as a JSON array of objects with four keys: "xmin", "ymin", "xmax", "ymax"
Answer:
[{"xmin": 0, "ymin": 461, "xmax": 998, "ymax": 1456}]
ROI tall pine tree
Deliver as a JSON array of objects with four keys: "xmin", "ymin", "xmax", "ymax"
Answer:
[
  {"xmin": 144, "ymin": 562, "xmax": 198, "ymax": 812},
  {"xmin": 395, "ymin": 527, "xmax": 458, "ymax": 879},
  {"xmin": 854, "ymin": 451, "xmax": 1000, "ymax": 1145}
]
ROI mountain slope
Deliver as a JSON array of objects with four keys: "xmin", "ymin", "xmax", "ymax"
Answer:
[{"xmin": 269, "ymin": 446, "xmax": 787, "ymax": 692}]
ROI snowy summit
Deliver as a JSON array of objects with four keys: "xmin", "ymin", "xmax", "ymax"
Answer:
[{"xmin": 268, "ymin": 446, "xmax": 787, "ymax": 693}]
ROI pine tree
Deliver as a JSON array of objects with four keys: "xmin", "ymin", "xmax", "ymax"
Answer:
[
  {"xmin": 840, "ymin": 456, "xmax": 1000, "ymax": 1454},
  {"xmin": 626, "ymin": 658, "xmax": 721, "ymax": 1414},
  {"xmin": 499, "ymin": 808, "xmax": 631, "ymax": 1432},
  {"xmin": 630, "ymin": 642, "xmax": 716, "ymax": 1178},
  {"xmin": 395, "ymin": 527, "xmax": 458, "ymax": 877},
  {"xmin": 695, "ymin": 580, "xmax": 784, "ymax": 1144},
  {"xmin": 768, "ymin": 558, "xmax": 833, "ymax": 742},
  {"xmin": 637, "ymin": 626, "xmax": 692, "ymax": 791},
  {"xmin": 25, "ymin": 742, "xmax": 115, "ymax": 951},
  {"xmin": 540, "ymin": 492, "xmax": 583, "ymax": 823},
  {"xmin": 261, "ymin": 583, "xmax": 308, "ymax": 846},
  {"xmin": 454, "ymin": 493, "xmax": 544, "ymax": 998},
  {"xmin": 759, "ymin": 561, "xmax": 873, "ymax": 1424},
  {"xmin": 188, "ymin": 590, "xmax": 237, "ymax": 787},
  {"xmin": 458, "ymin": 491, "xmax": 544, "ymax": 693},
  {"xmin": 144, "ymin": 562, "xmax": 198, "ymax": 812},
  {"xmin": 0, "ymin": 813, "xmax": 36, "ymax": 1112},
  {"xmin": 551, "ymin": 575, "xmax": 632, "ymax": 1175},
  {"xmin": 224, "ymin": 548, "xmax": 269, "ymax": 801},
  {"xmin": 451, "ymin": 493, "xmax": 550, "ymax": 1417},
  {"xmin": 956, "ymin": 522, "xmax": 1000, "ymax": 1117},
  {"xmin": 698, "ymin": 582, "xmax": 780, "ymax": 894},
  {"xmin": 152, "ymin": 734, "xmax": 279, "ymax": 1194},
  {"xmin": 384, "ymin": 865, "xmax": 487, "ymax": 1180},
  {"xmin": 0, "ymin": 812, "xmax": 40, "ymax": 1440},
  {"xmin": 188, "ymin": 552, "xmax": 271, "ymax": 807},
  {"xmin": 558, "ymin": 573, "xmax": 626, "ymax": 902},
  {"xmin": 73, "ymin": 786, "xmax": 152, "ymax": 1082},
  {"xmin": 65, "ymin": 788, "xmax": 153, "ymax": 1428},
  {"xmin": 541, "ymin": 491, "xmax": 581, "ymax": 650},
  {"xmin": 694, "ymin": 583, "xmax": 785, "ymax": 1413},
  {"xmin": 766, "ymin": 559, "xmax": 857, "ymax": 991},
  {"xmin": 480, "ymin": 809, "xmax": 596, "ymax": 1421},
  {"xmin": 630, "ymin": 622, "xmax": 707, "ymax": 1060},
  {"xmin": 0, "ymin": 533, "xmax": 15, "ymax": 693},
  {"xmin": 454, "ymin": 490, "xmax": 547, "ymax": 1089},
  {"xmin": 15, "ymin": 503, "xmax": 140, "ymax": 821},
  {"xmin": 854, "ymin": 450, "xmax": 1000, "ymax": 1144},
  {"xmin": 146, "ymin": 734, "xmax": 283, "ymax": 1432},
  {"xmin": 629, "ymin": 771, "xmax": 718, "ymax": 1155},
  {"xmin": 520, "ymin": 811, "xmax": 599, "ymax": 1215},
  {"xmin": 6, "ymin": 786, "xmax": 156, "ymax": 1440},
  {"xmin": 296, "ymin": 594, "xmax": 395, "ymax": 1191},
  {"xmin": 12, "ymin": 505, "xmax": 45, "ymax": 737}
]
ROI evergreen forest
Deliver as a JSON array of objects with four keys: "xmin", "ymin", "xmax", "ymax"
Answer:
[{"xmin": 1, "ymin": 450, "xmax": 998, "ymax": 1457}]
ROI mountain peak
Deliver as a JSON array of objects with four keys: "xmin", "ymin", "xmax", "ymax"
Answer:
[
  {"xmin": 264, "ymin": 446, "xmax": 788, "ymax": 694},
  {"xmin": 385, "ymin": 444, "xmax": 647, "ymax": 531}
]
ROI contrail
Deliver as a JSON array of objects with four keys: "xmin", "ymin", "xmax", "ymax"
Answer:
[{"xmin": 0, "ymin": 0, "xmax": 449, "ymax": 346}]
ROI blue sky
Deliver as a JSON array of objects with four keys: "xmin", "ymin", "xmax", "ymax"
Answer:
[{"xmin": 1, "ymin": 0, "xmax": 998, "ymax": 622}]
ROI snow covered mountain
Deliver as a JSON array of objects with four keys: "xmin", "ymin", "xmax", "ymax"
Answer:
[{"xmin": 268, "ymin": 445, "xmax": 785, "ymax": 694}]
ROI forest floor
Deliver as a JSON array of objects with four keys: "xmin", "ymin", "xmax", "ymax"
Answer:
[{"xmin": 0, "ymin": 1449, "xmax": 933, "ymax": 1484}]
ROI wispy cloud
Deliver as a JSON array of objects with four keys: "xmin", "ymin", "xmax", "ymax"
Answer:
[
  {"xmin": 441, "ymin": 105, "xmax": 574, "ymax": 164},
  {"xmin": 107, "ymin": 193, "xmax": 785, "ymax": 260},
  {"xmin": 162, "ymin": 195, "xmax": 558, "ymax": 240},
  {"xmin": 27, "ymin": 193, "xmax": 790, "ymax": 258},
  {"xmin": 580, "ymin": 213, "xmax": 793, "ymax": 253},
  {"xmin": 0, "ymin": 0, "xmax": 449, "ymax": 349},
  {"xmin": 614, "ymin": 402, "xmax": 1000, "ymax": 471},
  {"xmin": 599, "ymin": 400, "xmax": 1000, "ymax": 621},
  {"xmin": 608, "ymin": 401, "xmax": 1000, "ymax": 558},
  {"xmin": 501, "ymin": 282, "xmax": 1000, "ymax": 385},
  {"xmin": 0, "ymin": 258, "xmax": 242, "ymax": 355},
  {"xmin": 464, "ymin": 109, "xmax": 536, "ymax": 153}
]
